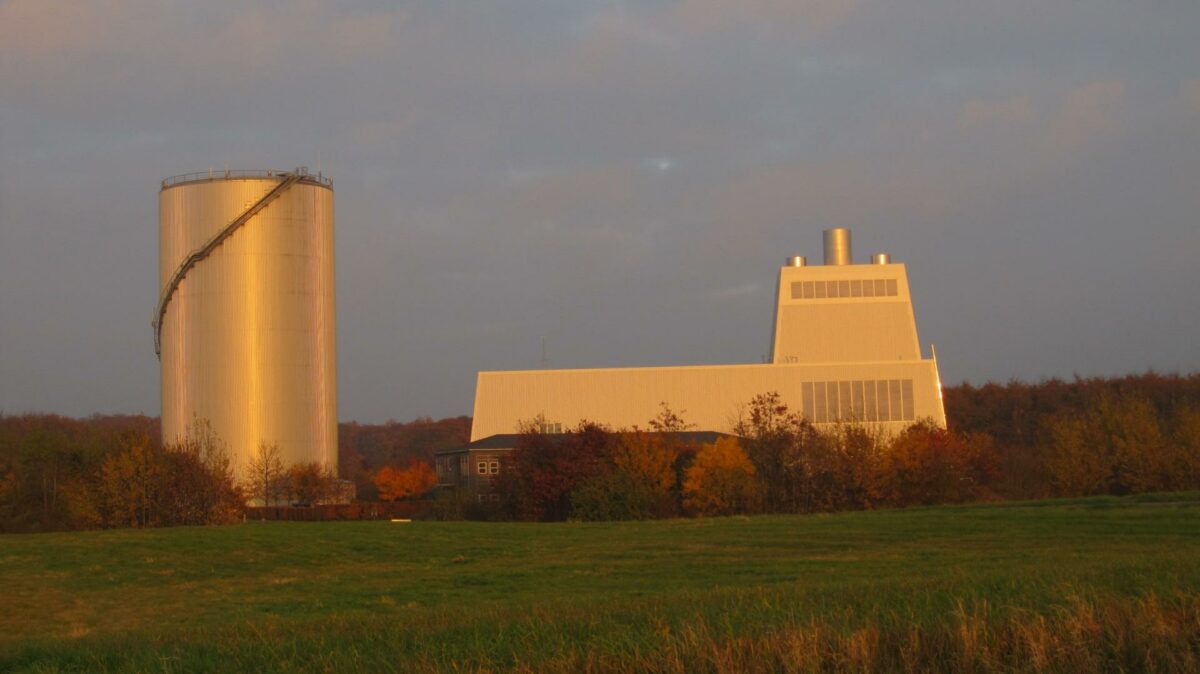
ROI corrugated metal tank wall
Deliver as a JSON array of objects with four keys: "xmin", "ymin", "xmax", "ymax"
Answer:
[{"xmin": 158, "ymin": 173, "xmax": 337, "ymax": 477}]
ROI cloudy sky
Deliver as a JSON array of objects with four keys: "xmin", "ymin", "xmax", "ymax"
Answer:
[{"xmin": 1, "ymin": 0, "xmax": 1198, "ymax": 423}]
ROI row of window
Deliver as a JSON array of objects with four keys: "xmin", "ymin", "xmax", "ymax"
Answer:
[
  {"xmin": 539, "ymin": 422, "xmax": 563, "ymax": 434},
  {"xmin": 801, "ymin": 379, "xmax": 916, "ymax": 424},
  {"xmin": 436, "ymin": 456, "xmax": 501, "ymax": 478},
  {"xmin": 791, "ymin": 278, "xmax": 899, "ymax": 300}
]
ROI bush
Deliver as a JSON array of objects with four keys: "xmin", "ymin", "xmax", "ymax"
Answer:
[{"xmin": 570, "ymin": 471, "xmax": 662, "ymax": 521}]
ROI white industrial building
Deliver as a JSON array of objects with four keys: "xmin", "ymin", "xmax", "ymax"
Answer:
[{"xmin": 469, "ymin": 228, "xmax": 945, "ymax": 441}]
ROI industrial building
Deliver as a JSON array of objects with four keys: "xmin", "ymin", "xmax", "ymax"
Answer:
[
  {"xmin": 469, "ymin": 228, "xmax": 945, "ymax": 441},
  {"xmin": 156, "ymin": 168, "xmax": 338, "ymax": 478}
]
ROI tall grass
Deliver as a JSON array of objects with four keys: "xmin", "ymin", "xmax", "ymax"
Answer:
[
  {"xmin": 575, "ymin": 594, "xmax": 1200, "ymax": 674},
  {"xmin": 13, "ymin": 593, "xmax": 1195, "ymax": 673}
]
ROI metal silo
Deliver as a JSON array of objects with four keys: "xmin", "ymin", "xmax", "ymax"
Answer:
[{"xmin": 156, "ymin": 168, "xmax": 337, "ymax": 478}]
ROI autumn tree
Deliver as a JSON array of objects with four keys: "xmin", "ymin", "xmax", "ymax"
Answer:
[
  {"xmin": 604, "ymin": 431, "xmax": 681, "ymax": 517},
  {"xmin": 494, "ymin": 421, "xmax": 615, "ymax": 521},
  {"xmin": 794, "ymin": 423, "xmax": 888, "ymax": 513},
  {"xmin": 93, "ymin": 422, "xmax": 244, "ymax": 528},
  {"xmin": 245, "ymin": 442, "xmax": 286, "ymax": 506},
  {"xmin": 1169, "ymin": 404, "xmax": 1200, "ymax": 491},
  {"xmin": 648, "ymin": 403, "xmax": 693, "ymax": 433},
  {"xmin": 683, "ymin": 437, "xmax": 759, "ymax": 516},
  {"xmin": 734, "ymin": 392, "xmax": 843, "ymax": 513},
  {"xmin": 286, "ymin": 462, "xmax": 336, "ymax": 505},
  {"xmin": 1045, "ymin": 394, "xmax": 1172, "ymax": 496},
  {"xmin": 98, "ymin": 431, "xmax": 164, "ymax": 528},
  {"xmin": 877, "ymin": 422, "xmax": 994, "ymax": 507},
  {"xmin": 338, "ymin": 416, "xmax": 471, "ymax": 501},
  {"xmin": 734, "ymin": 392, "xmax": 800, "ymax": 511},
  {"xmin": 162, "ymin": 418, "xmax": 243, "ymax": 525},
  {"xmin": 374, "ymin": 461, "xmax": 437, "ymax": 501}
]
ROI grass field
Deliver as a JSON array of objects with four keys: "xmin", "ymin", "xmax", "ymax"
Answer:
[{"xmin": 3, "ymin": 493, "xmax": 1200, "ymax": 672}]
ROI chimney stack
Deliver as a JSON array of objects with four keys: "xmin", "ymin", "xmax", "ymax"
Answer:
[{"xmin": 823, "ymin": 228, "xmax": 852, "ymax": 266}]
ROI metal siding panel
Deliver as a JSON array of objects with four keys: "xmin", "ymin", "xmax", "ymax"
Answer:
[
  {"xmin": 159, "ymin": 178, "xmax": 338, "ymax": 479},
  {"xmin": 902, "ymin": 379, "xmax": 915, "ymax": 421}
]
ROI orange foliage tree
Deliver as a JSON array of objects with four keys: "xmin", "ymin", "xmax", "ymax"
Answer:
[
  {"xmin": 683, "ymin": 437, "xmax": 760, "ymax": 516},
  {"xmin": 374, "ymin": 462, "xmax": 437, "ymax": 501},
  {"xmin": 613, "ymin": 431, "xmax": 679, "ymax": 495},
  {"xmin": 1045, "ymin": 394, "xmax": 1184, "ymax": 496},
  {"xmin": 877, "ymin": 422, "xmax": 996, "ymax": 507}
]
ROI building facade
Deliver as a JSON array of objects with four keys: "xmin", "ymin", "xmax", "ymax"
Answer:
[{"xmin": 470, "ymin": 229, "xmax": 945, "ymax": 441}]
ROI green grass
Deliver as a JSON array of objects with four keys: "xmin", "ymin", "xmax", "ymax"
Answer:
[{"xmin": 2, "ymin": 493, "xmax": 1199, "ymax": 672}]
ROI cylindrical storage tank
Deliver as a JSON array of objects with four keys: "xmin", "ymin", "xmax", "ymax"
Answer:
[
  {"xmin": 871, "ymin": 252, "xmax": 891, "ymax": 265},
  {"xmin": 823, "ymin": 228, "xmax": 852, "ymax": 266},
  {"xmin": 786, "ymin": 255, "xmax": 807, "ymax": 267},
  {"xmin": 157, "ymin": 169, "xmax": 337, "ymax": 479}
]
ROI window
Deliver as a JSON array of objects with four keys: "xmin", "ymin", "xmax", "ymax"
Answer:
[
  {"xmin": 790, "ymin": 278, "xmax": 900, "ymax": 300},
  {"xmin": 799, "ymin": 378, "xmax": 916, "ymax": 423},
  {"xmin": 902, "ymin": 379, "xmax": 915, "ymax": 421},
  {"xmin": 539, "ymin": 421, "xmax": 562, "ymax": 434},
  {"xmin": 476, "ymin": 459, "xmax": 500, "ymax": 475}
]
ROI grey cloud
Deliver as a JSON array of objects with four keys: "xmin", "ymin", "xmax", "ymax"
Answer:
[{"xmin": 1, "ymin": 1, "xmax": 1198, "ymax": 421}]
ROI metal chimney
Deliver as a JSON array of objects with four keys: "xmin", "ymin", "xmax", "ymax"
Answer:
[
  {"xmin": 871, "ymin": 253, "xmax": 891, "ymax": 265},
  {"xmin": 786, "ymin": 255, "xmax": 807, "ymax": 267},
  {"xmin": 823, "ymin": 228, "xmax": 852, "ymax": 266}
]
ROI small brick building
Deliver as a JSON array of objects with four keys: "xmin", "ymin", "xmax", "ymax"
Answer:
[{"xmin": 434, "ymin": 431, "xmax": 735, "ymax": 499}]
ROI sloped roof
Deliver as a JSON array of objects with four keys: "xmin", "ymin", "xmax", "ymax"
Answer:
[{"xmin": 435, "ymin": 430, "xmax": 737, "ymax": 455}]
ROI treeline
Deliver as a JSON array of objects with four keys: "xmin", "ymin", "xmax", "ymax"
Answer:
[
  {"xmin": 0, "ymin": 416, "xmax": 241, "ymax": 532},
  {"xmin": 944, "ymin": 372, "xmax": 1200, "ymax": 499},
  {"xmin": 4, "ymin": 372, "xmax": 1199, "ymax": 529},
  {"xmin": 0, "ymin": 413, "xmax": 469, "ymax": 531}
]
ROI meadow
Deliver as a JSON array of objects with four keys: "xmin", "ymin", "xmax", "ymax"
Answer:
[{"xmin": 2, "ymin": 493, "xmax": 1199, "ymax": 672}]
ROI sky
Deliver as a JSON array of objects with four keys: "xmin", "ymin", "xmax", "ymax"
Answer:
[{"xmin": 1, "ymin": 0, "xmax": 1198, "ymax": 423}]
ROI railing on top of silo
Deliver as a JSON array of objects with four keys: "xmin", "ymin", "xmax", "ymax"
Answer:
[{"xmin": 161, "ymin": 167, "xmax": 333, "ymax": 190}]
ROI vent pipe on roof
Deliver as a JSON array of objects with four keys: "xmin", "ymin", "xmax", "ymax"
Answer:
[
  {"xmin": 786, "ymin": 255, "xmax": 807, "ymax": 267},
  {"xmin": 823, "ymin": 228, "xmax": 852, "ymax": 266},
  {"xmin": 871, "ymin": 253, "xmax": 891, "ymax": 265}
]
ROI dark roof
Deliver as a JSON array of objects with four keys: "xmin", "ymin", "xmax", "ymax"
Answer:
[{"xmin": 435, "ymin": 430, "xmax": 737, "ymax": 455}]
